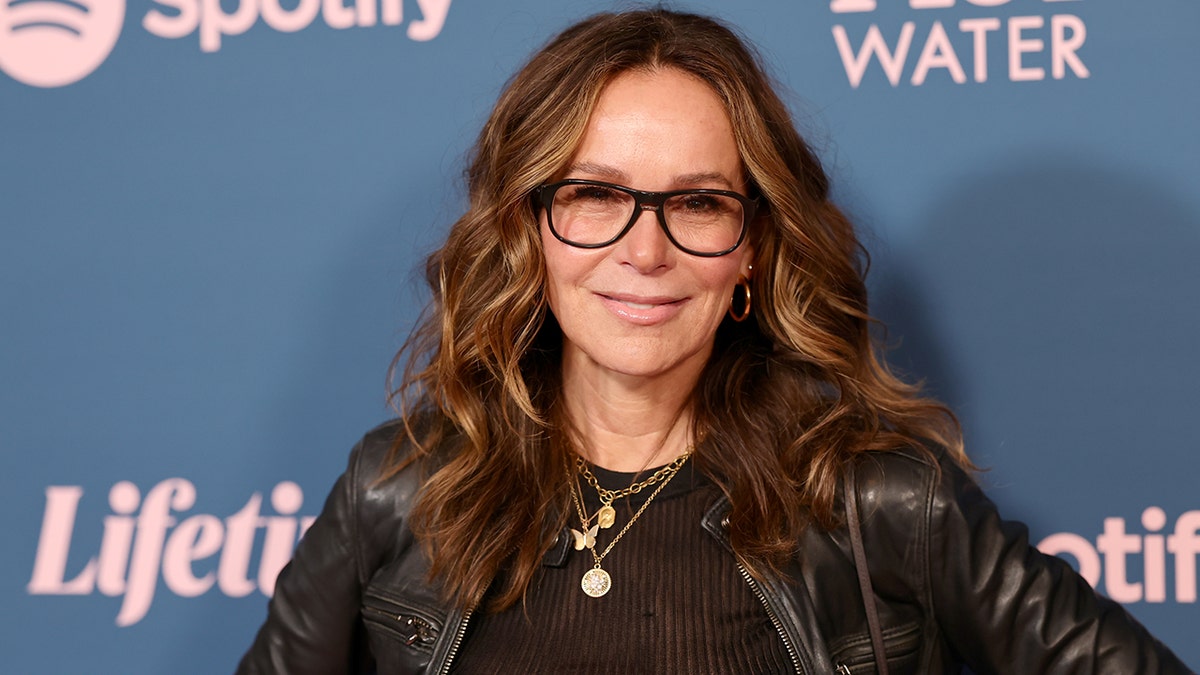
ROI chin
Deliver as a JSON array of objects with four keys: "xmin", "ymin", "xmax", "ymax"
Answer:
[{"xmin": 580, "ymin": 341, "xmax": 710, "ymax": 381}]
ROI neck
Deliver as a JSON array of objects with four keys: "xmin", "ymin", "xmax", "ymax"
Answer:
[{"xmin": 559, "ymin": 352, "xmax": 701, "ymax": 473}]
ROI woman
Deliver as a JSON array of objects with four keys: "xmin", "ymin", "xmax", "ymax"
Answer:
[{"xmin": 239, "ymin": 9, "xmax": 1189, "ymax": 674}]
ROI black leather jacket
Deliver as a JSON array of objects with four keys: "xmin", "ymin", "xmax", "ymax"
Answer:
[{"xmin": 238, "ymin": 421, "xmax": 1190, "ymax": 674}]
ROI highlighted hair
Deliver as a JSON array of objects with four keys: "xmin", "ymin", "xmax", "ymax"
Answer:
[{"xmin": 385, "ymin": 9, "xmax": 964, "ymax": 612}]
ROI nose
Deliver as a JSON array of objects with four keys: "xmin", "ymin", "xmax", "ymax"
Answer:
[{"xmin": 614, "ymin": 205, "xmax": 672, "ymax": 273}]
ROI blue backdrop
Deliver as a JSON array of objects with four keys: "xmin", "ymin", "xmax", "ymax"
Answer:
[{"xmin": 3, "ymin": 0, "xmax": 1197, "ymax": 671}]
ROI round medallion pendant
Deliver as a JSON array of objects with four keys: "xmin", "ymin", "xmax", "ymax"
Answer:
[{"xmin": 581, "ymin": 567, "xmax": 612, "ymax": 597}]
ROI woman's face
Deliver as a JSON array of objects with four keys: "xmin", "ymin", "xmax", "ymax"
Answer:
[{"xmin": 540, "ymin": 67, "xmax": 754, "ymax": 384}]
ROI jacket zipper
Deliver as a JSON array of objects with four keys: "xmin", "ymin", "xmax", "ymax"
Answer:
[
  {"xmin": 361, "ymin": 606, "xmax": 438, "ymax": 647},
  {"xmin": 435, "ymin": 608, "xmax": 473, "ymax": 675},
  {"xmin": 736, "ymin": 562, "xmax": 804, "ymax": 675}
]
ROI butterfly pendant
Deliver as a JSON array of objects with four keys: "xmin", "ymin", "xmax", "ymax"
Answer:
[{"xmin": 570, "ymin": 524, "xmax": 598, "ymax": 551}]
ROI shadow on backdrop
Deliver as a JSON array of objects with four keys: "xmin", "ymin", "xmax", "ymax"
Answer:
[{"xmin": 869, "ymin": 153, "xmax": 1199, "ymax": 518}]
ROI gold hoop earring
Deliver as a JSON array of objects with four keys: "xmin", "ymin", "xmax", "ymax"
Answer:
[{"xmin": 728, "ymin": 275, "xmax": 751, "ymax": 322}]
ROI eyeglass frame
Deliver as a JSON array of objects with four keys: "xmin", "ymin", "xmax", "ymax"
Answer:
[{"xmin": 534, "ymin": 179, "xmax": 759, "ymax": 258}]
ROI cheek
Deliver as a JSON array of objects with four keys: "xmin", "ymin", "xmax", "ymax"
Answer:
[
  {"xmin": 690, "ymin": 264, "xmax": 747, "ymax": 331},
  {"xmin": 708, "ymin": 247, "xmax": 753, "ymax": 309},
  {"xmin": 699, "ymin": 263, "xmax": 745, "ymax": 308},
  {"xmin": 539, "ymin": 224, "xmax": 584, "ymax": 316}
]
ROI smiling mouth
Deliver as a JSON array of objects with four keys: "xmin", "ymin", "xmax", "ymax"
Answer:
[{"xmin": 595, "ymin": 293, "xmax": 688, "ymax": 326}]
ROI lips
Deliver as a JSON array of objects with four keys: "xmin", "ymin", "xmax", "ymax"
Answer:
[{"xmin": 596, "ymin": 292, "xmax": 686, "ymax": 325}]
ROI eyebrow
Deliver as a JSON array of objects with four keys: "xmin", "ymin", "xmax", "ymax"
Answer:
[
  {"xmin": 563, "ymin": 163, "xmax": 738, "ymax": 191},
  {"xmin": 674, "ymin": 171, "xmax": 737, "ymax": 190}
]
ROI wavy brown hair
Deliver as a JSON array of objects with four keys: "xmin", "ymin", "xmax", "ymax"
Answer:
[{"xmin": 384, "ymin": 8, "xmax": 965, "ymax": 612}]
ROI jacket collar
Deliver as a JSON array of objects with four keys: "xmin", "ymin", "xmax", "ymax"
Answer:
[{"xmin": 702, "ymin": 496, "xmax": 835, "ymax": 674}]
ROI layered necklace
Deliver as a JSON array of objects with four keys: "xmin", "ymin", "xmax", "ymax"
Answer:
[{"xmin": 568, "ymin": 450, "xmax": 691, "ymax": 598}]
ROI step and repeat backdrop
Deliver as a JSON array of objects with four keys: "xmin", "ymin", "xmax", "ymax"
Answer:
[{"xmin": 3, "ymin": 0, "xmax": 1197, "ymax": 671}]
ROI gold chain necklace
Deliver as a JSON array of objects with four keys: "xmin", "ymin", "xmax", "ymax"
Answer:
[
  {"xmin": 574, "ymin": 451, "xmax": 692, "ymax": 531},
  {"xmin": 578, "ymin": 451, "xmax": 692, "ymax": 504},
  {"xmin": 568, "ymin": 452, "xmax": 690, "ymax": 598}
]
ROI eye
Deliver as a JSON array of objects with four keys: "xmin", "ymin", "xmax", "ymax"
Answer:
[
  {"xmin": 669, "ymin": 193, "xmax": 739, "ymax": 219},
  {"xmin": 560, "ymin": 184, "xmax": 623, "ymax": 204},
  {"xmin": 679, "ymin": 194, "xmax": 722, "ymax": 213}
]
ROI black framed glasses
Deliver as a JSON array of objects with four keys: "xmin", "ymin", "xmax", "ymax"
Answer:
[{"xmin": 535, "ymin": 179, "xmax": 757, "ymax": 257}]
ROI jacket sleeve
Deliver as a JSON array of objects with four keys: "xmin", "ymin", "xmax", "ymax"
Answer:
[
  {"xmin": 924, "ymin": 454, "xmax": 1192, "ymax": 674},
  {"xmin": 237, "ymin": 435, "xmax": 377, "ymax": 675}
]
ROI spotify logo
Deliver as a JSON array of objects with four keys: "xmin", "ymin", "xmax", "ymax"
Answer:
[
  {"xmin": 1, "ymin": 1, "xmax": 452, "ymax": 88},
  {"xmin": 0, "ymin": 0, "xmax": 125, "ymax": 87}
]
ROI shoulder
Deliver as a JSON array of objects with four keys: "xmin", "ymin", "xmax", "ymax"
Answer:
[
  {"xmin": 852, "ymin": 447, "xmax": 1008, "ymax": 563},
  {"xmin": 333, "ymin": 417, "xmax": 453, "ymax": 572},
  {"xmin": 352, "ymin": 418, "xmax": 408, "ymax": 476},
  {"xmin": 843, "ymin": 447, "xmax": 982, "ymax": 598},
  {"xmin": 345, "ymin": 416, "xmax": 448, "ymax": 525},
  {"xmin": 237, "ymin": 419, "xmax": 442, "ymax": 673},
  {"xmin": 850, "ymin": 445, "xmax": 977, "ymax": 517},
  {"xmin": 349, "ymin": 412, "xmax": 461, "ymax": 485}
]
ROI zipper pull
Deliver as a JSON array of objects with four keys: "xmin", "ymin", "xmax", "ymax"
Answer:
[
  {"xmin": 836, "ymin": 664, "xmax": 852, "ymax": 675},
  {"xmin": 399, "ymin": 615, "xmax": 435, "ymax": 646}
]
